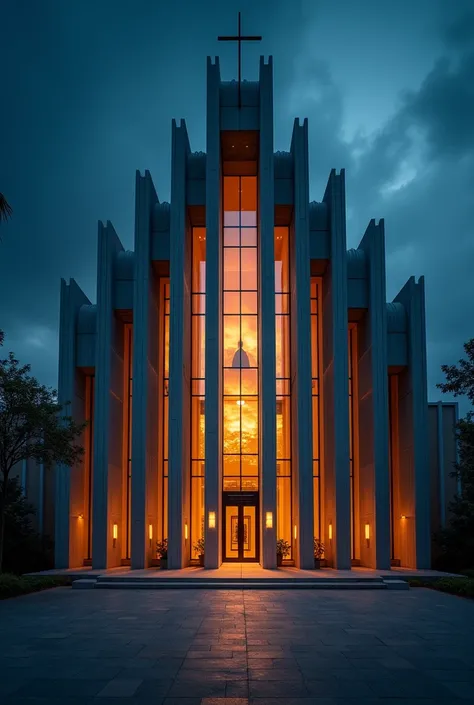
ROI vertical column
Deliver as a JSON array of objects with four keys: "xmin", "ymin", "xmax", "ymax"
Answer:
[
  {"xmin": 168, "ymin": 121, "xmax": 192, "ymax": 569},
  {"xmin": 394, "ymin": 277, "xmax": 430, "ymax": 568},
  {"xmin": 56, "ymin": 279, "xmax": 91, "ymax": 568},
  {"xmin": 290, "ymin": 119, "xmax": 314, "ymax": 569},
  {"xmin": 357, "ymin": 220, "xmax": 391, "ymax": 569},
  {"xmin": 259, "ymin": 57, "xmax": 277, "ymax": 568},
  {"xmin": 92, "ymin": 222, "xmax": 125, "ymax": 569},
  {"xmin": 131, "ymin": 171, "xmax": 159, "ymax": 568},
  {"xmin": 204, "ymin": 57, "xmax": 221, "ymax": 568},
  {"xmin": 322, "ymin": 170, "xmax": 351, "ymax": 569}
]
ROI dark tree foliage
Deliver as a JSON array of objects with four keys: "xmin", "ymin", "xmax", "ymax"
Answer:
[
  {"xmin": 2, "ymin": 477, "xmax": 53, "ymax": 574},
  {"xmin": 436, "ymin": 340, "xmax": 474, "ymax": 571},
  {"xmin": 434, "ymin": 415, "xmax": 474, "ymax": 571},
  {"xmin": 0, "ymin": 343, "xmax": 85, "ymax": 571}
]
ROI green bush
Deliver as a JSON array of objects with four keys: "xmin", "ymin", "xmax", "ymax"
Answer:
[
  {"xmin": 0, "ymin": 573, "xmax": 70, "ymax": 600},
  {"xmin": 433, "ymin": 577, "xmax": 474, "ymax": 598}
]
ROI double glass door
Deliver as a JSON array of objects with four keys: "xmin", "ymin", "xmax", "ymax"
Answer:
[{"xmin": 223, "ymin": 493, "xmax": 258, "ymax": 562}]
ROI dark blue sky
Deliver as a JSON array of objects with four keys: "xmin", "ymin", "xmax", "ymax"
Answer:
[{"xmin": 1, "ymin": 0, "xmax": 474, "ymax": 412}]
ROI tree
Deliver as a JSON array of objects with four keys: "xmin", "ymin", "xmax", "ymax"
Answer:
[
  {"xmin": 434, "ymin": 414, "xmax": 474, "ymax": 571},
  {"xmin": 436, "ymin": 339, "xmax": 474, "ymax": 570},
  {"xmin": 2, "ymin": 476, "xmax": 53, "ymax": 574},
  {"xmin": 0, "ymin": 348, "xmax": 85, "ymax": 571},
  {"xmin": 0, "ymin": 193, "xmax": 12, "ymax": 223},
  {"xmin": 438, "ymin": 338, "xmax": 474, "ymax": 405}
]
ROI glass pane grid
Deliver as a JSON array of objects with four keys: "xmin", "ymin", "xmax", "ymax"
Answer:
[
  {"xmin": 222, "ymin": 176, "xmax": 259, "ymax": 492},
  {"xmin": 191, "ymin": 227, "xmax": 206, "ymax": 556}
]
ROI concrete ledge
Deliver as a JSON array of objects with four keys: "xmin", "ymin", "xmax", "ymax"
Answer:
[
  {"xmin": 383, "ymin": 579, "xmax": 410, "ymax": 590},
  {"xmin": 72, "ymin": 579, "xmax": 97, "ymax": 589}
]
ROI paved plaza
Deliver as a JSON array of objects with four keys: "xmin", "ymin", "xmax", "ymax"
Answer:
[{"xmin": 0, "ymin": 586, "xmax": 474, "ymax": 704}]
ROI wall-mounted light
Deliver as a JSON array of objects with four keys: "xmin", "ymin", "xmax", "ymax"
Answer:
[
  {"xmin": 185, "ymin": 523, "xmax": 188, "ymax": 541},
  {"xmin": 293, "ymin": 525, "xmax": 297, "ymax": 540},
  {"xmin": 400, "ymin": 515, "xmax": 407, "ymax": 520},
  {"xmin": 113, "ymin": 523, "xmax": 118, "ymax": 547},
  {"xmin": 78, "ymin": 513, "xmax": 84, "ymax": 520},
  {"xmin": 365, "ymin": 523, "xmax": 370, "ymax": 547},
  {"xmin": 328, "ymin": 523, "xmax": 333, "ymax": 541},
  {"xmin": 265, "ymin": 512, "xmax": 273, "ymax": 529},
  {"xmin": 208, "ymin": 511, "xmax": 216, "ymax": 529},
  {"xmin": 149, "ymin": 524, "xmax": 153, "ymax": 545}
]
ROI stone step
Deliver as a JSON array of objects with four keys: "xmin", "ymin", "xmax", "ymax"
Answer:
[
  {"xmin": 95, "ymin": 575, "xmax": 386, "ymax": 585},
  {"xmin": 92, "ymin": 579, "xmax": 388, "ymax": 590}
]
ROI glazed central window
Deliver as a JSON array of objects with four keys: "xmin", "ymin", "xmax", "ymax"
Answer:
[{"xmin": 222, "ymin": 176, "xmax": 259, "ymax": 492}]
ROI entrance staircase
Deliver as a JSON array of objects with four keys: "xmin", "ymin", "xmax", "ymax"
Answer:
[{"xmin": 72, "ymin": 572, "xmax": 408, "ymax": 591}]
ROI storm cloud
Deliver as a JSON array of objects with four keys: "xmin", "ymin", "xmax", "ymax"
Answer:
[{"xmin": 0, "ymin": 0, "xmax": 473, "ymax": 413}]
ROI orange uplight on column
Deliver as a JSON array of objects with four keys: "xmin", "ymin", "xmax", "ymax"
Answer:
[
  {"xmin": 112, "ymin": 523, "xmax": 118, "ymax": 547},
  {"xmin": 185, "ymin": 523, "xmax": 188, "ymax": 540},
  {"xmin": 265, "ymin": 512, "xmax": 273, "ymax": 529},
  {"xmin": 208, "ymin": 511, "xmax": 216, "ymax": 529},
  {"xmin": 365, "ymin": 523, "xmax": 370, "ymax": 547},
  {"xmin": 293, "ymin": 525, "xmax": 297, "ymax": 540},
  {"xmin": 149, "ymin": 524, "xmax": 153, "ymax": 545},
  {"xmin": 328, "ymin": 523, "xmax": 333, "ymax": 541}
]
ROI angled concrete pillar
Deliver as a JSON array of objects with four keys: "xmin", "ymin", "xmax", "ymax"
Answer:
[
  {"xmin": 356, "ymin": 220, "xmax": 391, "ymax": 569},
  {"xmin": 168, "ymin": 121, "xmax": 192, "ymax": 569},
  {"xmin": 289, "ymin": 119, "xmax": 314, "ymax": 569},
  {"xmin": 131, "ymin": 170, "xmax": 159, "ymax": 569},
  {"xmin": 92, "ymin": 222, "xmax": 125, "ymax": 569},
  {"xmin": 259, "ymin": 56, "xmax": 277, "ymax": 569},
  {"xmin": 394, "ymin": 277, "xmax": 430, "ymax": 568},
  {"xmin": 322, "ymin": 169, "xmax": 351, "ymax": 569},
  {"xmin": 56, "ymin": 279, "xmax": 91, "ymax": 568},
  {"xmin": 204, "ymin": 57, "xmax": 221, "ymax": 568}
]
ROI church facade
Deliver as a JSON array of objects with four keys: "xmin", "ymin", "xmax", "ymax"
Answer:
[{"xmin": 55, "ymin": 56, "xmax": 437, "ymax": 572}]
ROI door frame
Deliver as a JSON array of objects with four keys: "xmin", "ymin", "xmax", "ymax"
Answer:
[{"xmin": 222, "ymin": 492, "xmax": 259, "ymax": 562}]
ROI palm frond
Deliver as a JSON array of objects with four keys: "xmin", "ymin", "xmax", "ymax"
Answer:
[{"xmin": 0, "ymin": 193, "xmax": 13, "ymax": 222}]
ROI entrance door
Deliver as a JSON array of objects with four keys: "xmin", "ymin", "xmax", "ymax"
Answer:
[{"xmin": 223, "ymin": 493, "xmax": 258, "ymax": 562}]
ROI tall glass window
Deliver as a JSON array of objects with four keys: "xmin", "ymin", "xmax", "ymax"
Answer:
[
  {"xmin": 311, "ymin": 279, "xmax": 321, "ymax": 540},
  {"xmin": 159, "ymin": 282, "xmax": 170, "ymax": 540},
  {"xmin": 123, "ymin": 324, "xmax": 133, "ymax": 559},
  {"xmin": 348, "ymin": 324, "xmax": 357, "ymax": 559},
  {"xmin": 275, "ymin": 226, "xmax": 292, "ymax": 555},
  {"xmin": 191, "ymin": 227, "xmax": 206, "ymax": 558},
  {"xmin": 85, "ymin": 375, "xmax": 94, "ymax": 562},
  {"xmin": 222, "ymin": 176, "xmax": 259, "ymax": 492}
]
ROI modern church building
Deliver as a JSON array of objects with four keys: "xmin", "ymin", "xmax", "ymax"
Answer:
[{"xmin": 53, "ymin": 52, "xmax": 457, "ymax": 573}]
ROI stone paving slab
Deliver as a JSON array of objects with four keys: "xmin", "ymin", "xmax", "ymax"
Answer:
[{"xmin": 0, "ymin": 585, "xmax": 473, "ymax": 704}]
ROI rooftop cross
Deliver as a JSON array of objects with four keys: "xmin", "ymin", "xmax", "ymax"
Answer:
[{"xmin": 218, "ymin": 12, "xmax": 262, "ymax": 108}]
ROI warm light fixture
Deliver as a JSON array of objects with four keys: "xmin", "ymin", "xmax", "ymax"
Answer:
[
  {"xmin": 236, "ymin": 399, "xmax": 246, "ymax": 406},
  {"xmin": 185, "ymin": 523, "xmax": 188, "ymax": 540},
  {"xmin": 265, "ymin": 512, "xmax": 273, "ymax": 529},
  {"xmin": 149, "ymin": 524, "xmax": 153, "ymax": 541},
  {"xmin": 328, "ymin": 523, "xmax": 333, "ymax": 541},
  {"xmin": 365, "ymin": 523, "xmax": 370, "ymax": 545},
  {"xmin": 78, "ymin": 513, "xmax": 84, "ymax": 520},
  {"xmin": 208, "ymin": 511, "xmax": 216, "ymax": 529},
  {"xmin": 400, "ymin": 515, "xmax": 407, "ymax": 520},
  {"xmin": 113, "ymin": 523, "xmax": 118, "ymax": 547},
  {"xmin": 294, "ymin": 525, "xmax": 297, "ymax": 540}
]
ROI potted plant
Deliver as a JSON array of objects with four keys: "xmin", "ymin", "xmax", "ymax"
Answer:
[
  {"xmin": 194, "ymin": 537, "xmax": 205, "ymax": 566},
  {"xmin": 313, "ymin": 538, "xmax": 325, "ymax": 569},
  {"xmin": 276, "ymin": 538, "xmax": 291, "ymax": 567},
  {"xmin": 156, "ymin": 539, "xmax": 168, "ymax": 569}
]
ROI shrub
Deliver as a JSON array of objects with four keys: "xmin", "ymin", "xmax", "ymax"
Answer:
[
  {"xmin": 434, "ymin": 577, "xmax": 474, "ymax": 598},
  {"xmin": 0, "ymin": 573, "xmax": 70, "ymax": 600}
]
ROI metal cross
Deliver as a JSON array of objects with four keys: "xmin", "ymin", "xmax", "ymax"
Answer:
[{"xmin": 218, "ymin": 12, "xmax": 262, "ymax": 108}]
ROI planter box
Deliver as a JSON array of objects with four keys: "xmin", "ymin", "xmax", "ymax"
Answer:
[
  {"xmin": 314, "ymin": 558, "xmax": 322, "ymax": 569},
  {"xmin": 160, "ymin": 558, "xmax": 168, "ymax": 570},
  {"xmin": 198, "ymin": 555, "xmax": 204, "ymax": 567},
  {"xmin": 277, "ymin": 554, "xmax": 283, "ymax": 567}
]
